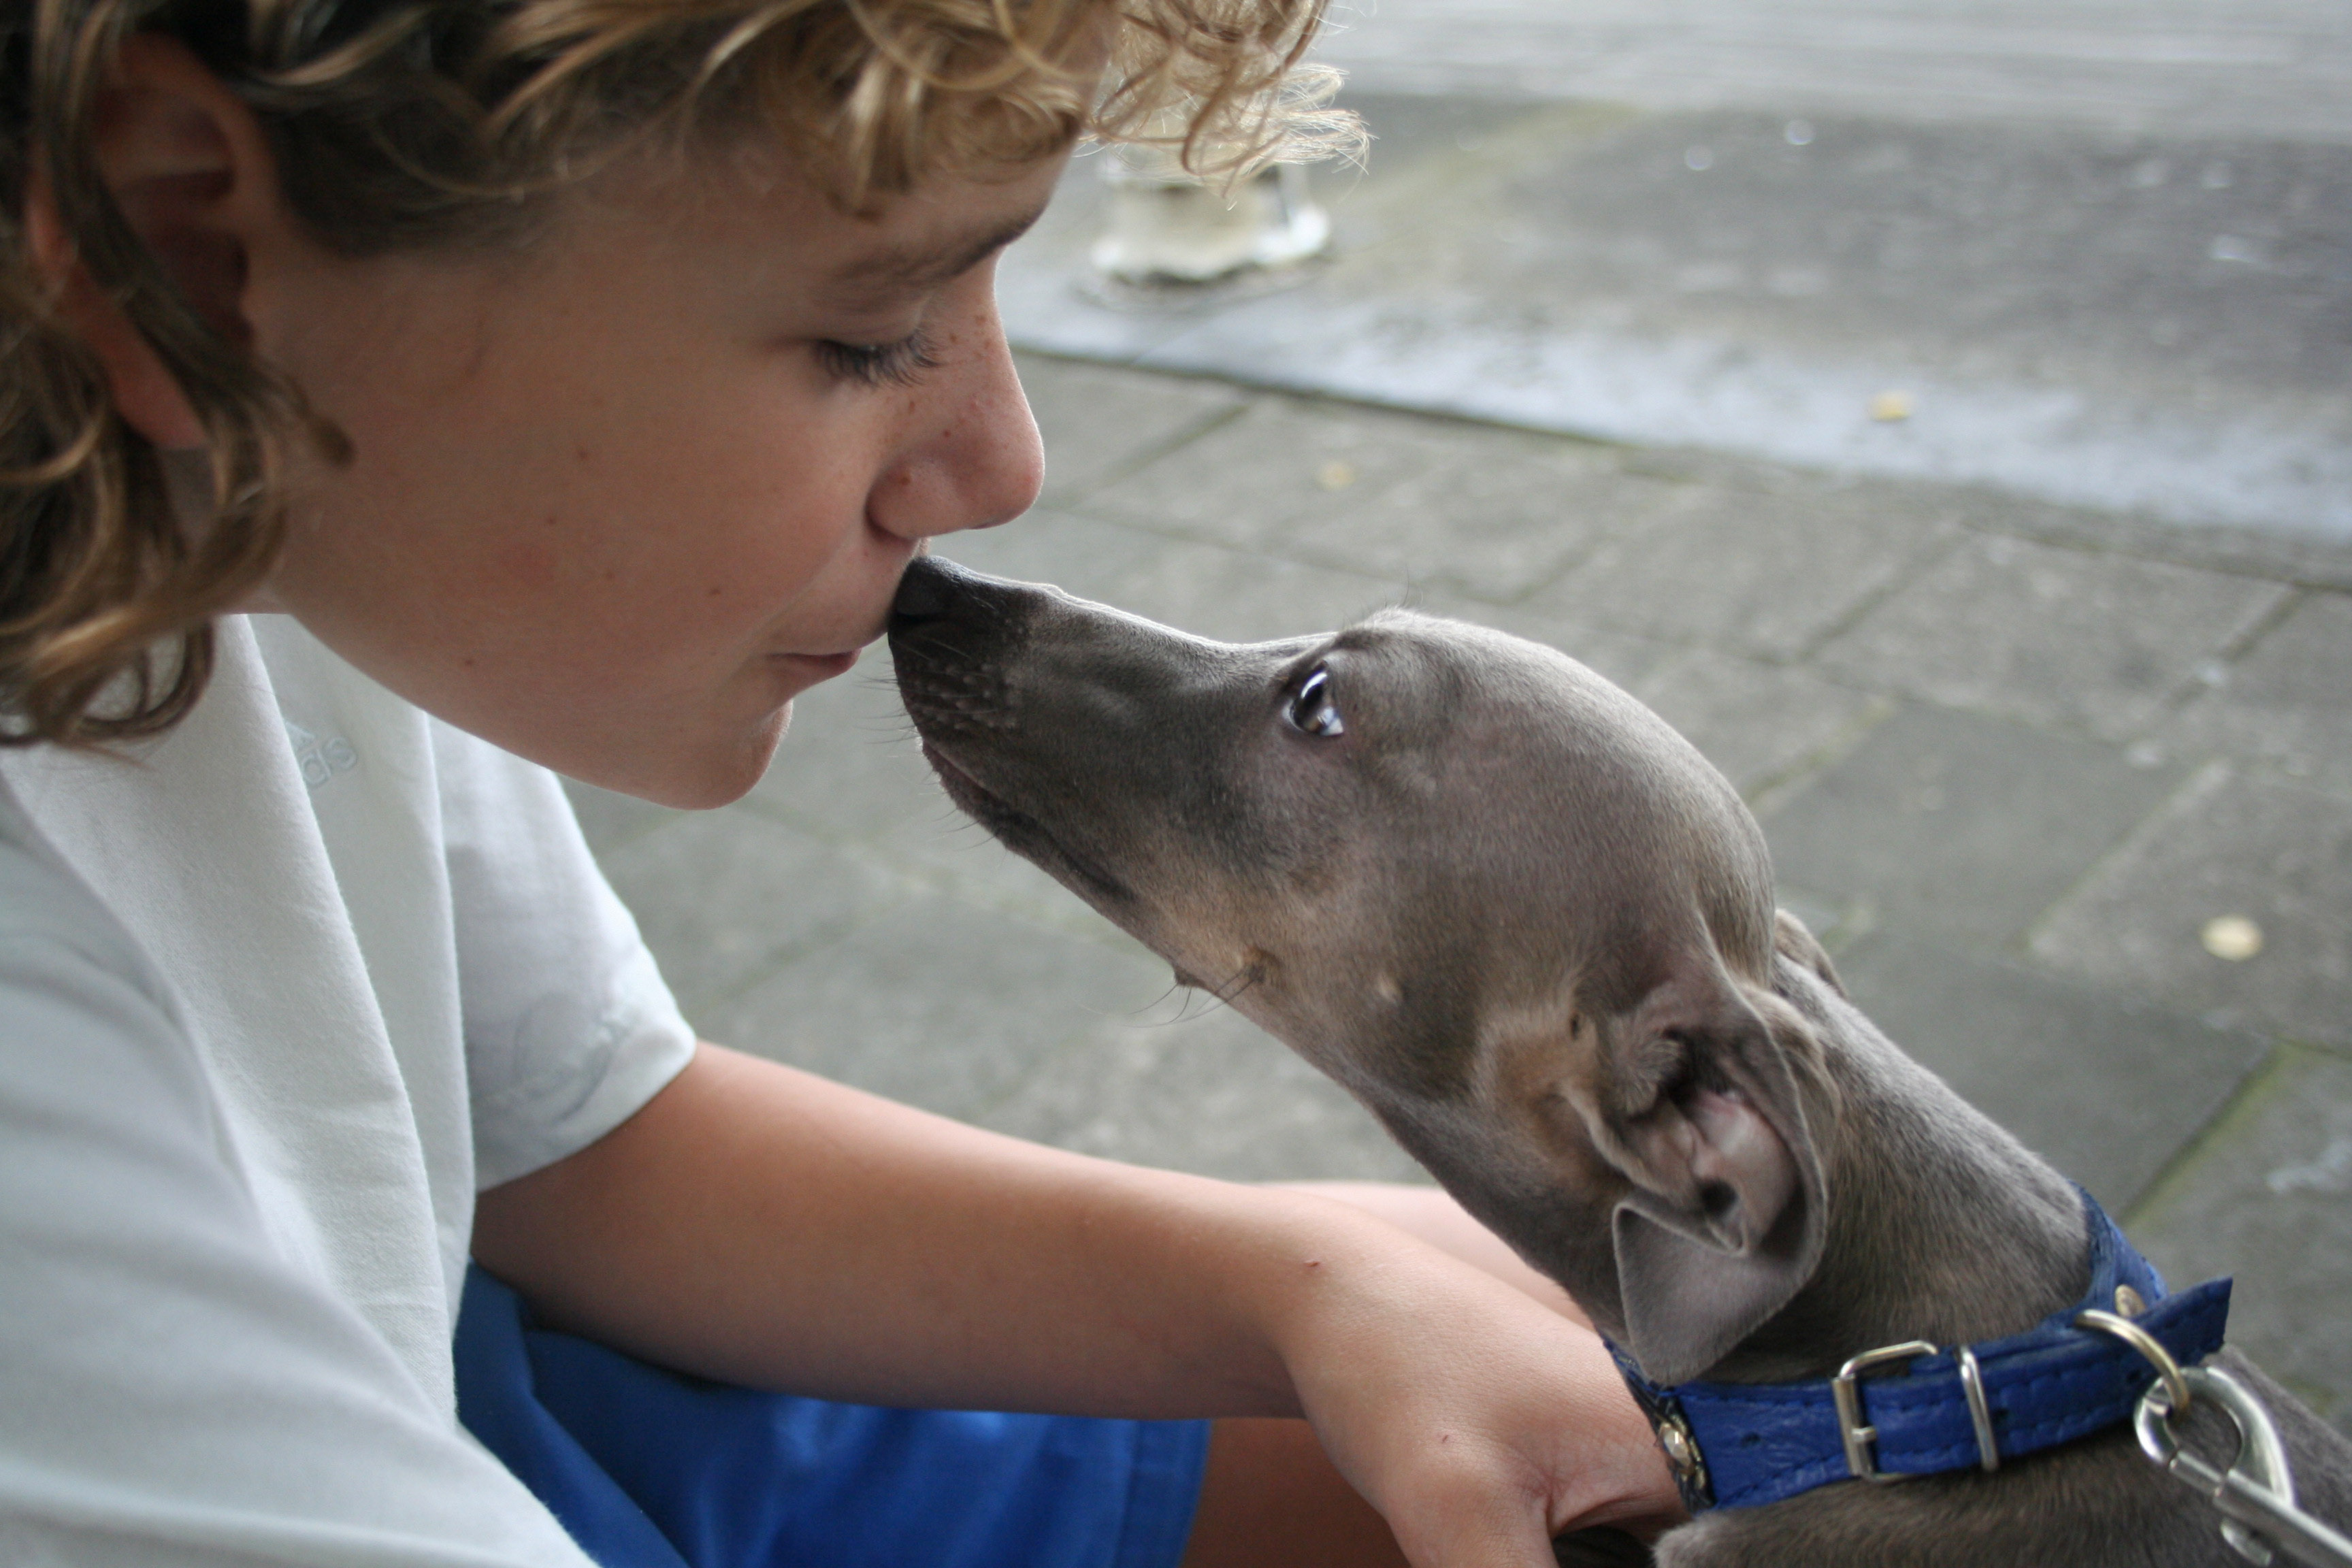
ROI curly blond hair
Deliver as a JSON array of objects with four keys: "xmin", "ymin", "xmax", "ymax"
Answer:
[{"xmin": 0, "ymin": 0, "xmax": 1350, "ymax": 746}]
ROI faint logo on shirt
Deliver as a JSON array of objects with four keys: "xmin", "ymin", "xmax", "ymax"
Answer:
[{"xmin": 284, "ymin": 721, "xmax": 358, "ymax": 790}]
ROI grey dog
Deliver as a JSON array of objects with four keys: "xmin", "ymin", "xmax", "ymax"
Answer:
[{"xmin": 887, "ymin": 556, "xmax": 2352, "ymax": 1567}]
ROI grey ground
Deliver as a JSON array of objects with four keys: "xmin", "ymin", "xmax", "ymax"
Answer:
[{"xmin": 569, "ymin": 4, "xmax": 2352, "ymax": 1439}]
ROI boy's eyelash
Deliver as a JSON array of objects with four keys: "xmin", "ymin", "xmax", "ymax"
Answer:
[{"xmin": 816, "ymin": 329, "xmax": 942, "ymax": 389}]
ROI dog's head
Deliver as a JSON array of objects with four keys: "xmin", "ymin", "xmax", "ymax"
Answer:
[{"xmin": 889, "ymin": 557, "xmax": 1838, "ymax": 1384}]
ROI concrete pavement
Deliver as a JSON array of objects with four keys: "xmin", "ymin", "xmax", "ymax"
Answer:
[
  {"xmin": 1306, "ymin": 0, "xmax": 2352, "ymax": 146},
  {"xmin": 998, "ymin": 71, "xmax": 2352, "ymax": 542}
]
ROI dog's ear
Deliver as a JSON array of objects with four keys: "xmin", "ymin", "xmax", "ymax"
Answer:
[
  {"xmin": 1583, "ymin": 963, "xmax": 1827, "ymax": 1385},
  {"xmin": 1773, "ymin": 907, "xmax": 1846, "ymax": 997}
]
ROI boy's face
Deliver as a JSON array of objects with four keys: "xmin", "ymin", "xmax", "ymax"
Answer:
[{"xmin": 252, "ymin": 144, "xmax": 1063, "ymax": 806}]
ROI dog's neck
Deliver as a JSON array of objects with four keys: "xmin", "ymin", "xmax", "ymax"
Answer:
[{"xmin": 1704, "ymin": 959, "xmax": 2091, "ymax": 1384}]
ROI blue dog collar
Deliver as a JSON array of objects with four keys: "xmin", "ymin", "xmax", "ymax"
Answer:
[{"xmin": 1608, "ymin": 1190, "xmax": 2232, "ymax": 1512}]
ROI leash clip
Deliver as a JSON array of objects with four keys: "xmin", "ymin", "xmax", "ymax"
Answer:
[
  {"xmin": 1831, "ymin": 1339, "xmax": 1938, "ymax": 1482},
  {"xmin": 2134, "ymin": 1362, "xmax": 2352, "ymax": 1568},
  {"xmin": 2076, "ymin": 1311, "xmax": 2352, "ymax": 1568}
]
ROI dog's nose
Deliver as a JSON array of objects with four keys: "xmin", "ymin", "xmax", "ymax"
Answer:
[
  {"xmin": 891, "ymin": 556, "xmax": 1039, "ymax": 648},
  {"xmin": 892, "ymin": 555, "xmax": 961, "ymax": 625}
]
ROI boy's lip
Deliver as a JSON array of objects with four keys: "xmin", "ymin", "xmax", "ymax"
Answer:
[
  {"xmin": 764, "ymin": 605, "xmax": 892, "ymax": 674},
  {"xmin": 772, "ymin": 649, "xmax": 860, "ymax": 680}
]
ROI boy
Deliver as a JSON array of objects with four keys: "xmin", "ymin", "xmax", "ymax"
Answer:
[{"xmin": 0, "ymin": 3, "xmax": 1676, "ymax": 1564}]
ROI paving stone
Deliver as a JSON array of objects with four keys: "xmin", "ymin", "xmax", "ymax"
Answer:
[
  {"xmin": 1014, "ymin": 353, "xmax": 1246, "ymax": 508},
  {"xmin": 930, "ymin": 506, "xmax": 1164, "ymax": 603},
  {"xmin": 2131, "ymin": 1045, "xmax": 2352, "ymax": 1432},
  {"xmin": 1081, "ymin": 397, "xmax": 1467, "ymax": 538},
  {"xmin": 745, "ymin": 676, "xmax": 1116, "ymax": 945},
  {"xmin": 595, "ymin": 807, "xmax": 907, "ymax": 1014},
  {"xmin": 895, "ymin": 838, "xmax": 1123, "ymax": 947},
  {"xmin": 1624, "ymin": 455, "xmax": 2352, "ymax": 595},
  {"xmin": 2031, "ymin": 766, "xmax": 2352, "ymax": 1048},
  {"xmin": 943, "ymin": 508, "xmax": 1407, "ymax": 644},
  {"xmin": 982, "ymin": 1005, "xmax": 1424, "ymax": 1183},
  {"xmin": 1281, "ymin": 444, "xmax": 1664, "ymax": 604},
  {"xmin": 1524, "ymin": 475, "xmax": 1959, "ymax": 659},
  {"xmin": 1081, "ymin": 396, "xmax": 1669, "ymax": 601},
  {"xmin": 1631, "ymin": 649, "xmax": 1891, "ymax": 798},
  {"xmin": 695, "ymin": 897, "xmax": 1172, "ymax": 1124},
  {"xmin": 2159, "ymin": 589, "xmax": 2352, "ymax": 799},
  {"xmin": 1815, "ymin": 532, "xmax": 2291, "ymax": 739},
  {"xmin": 561, "ymin": 776, "xmax": 687, "ymax": 854},
  {"xmin": 1831, "ymin": 930, "xmax": 2270, "ymax": 1212},
  {"xmin": 745, "ymin": 653, "xmax": 958, "ymax": 849},
  {"xmin": 1774, "ymin": 888, "xmax": 1857, "ymax": 954},
  {"xmin": 1763, "ymin": 704, "xmax": 2186, "ymax": 949},
  {"xmin": 1959, "ymin": 487, "xmax": 2352, "ymax": 597}
]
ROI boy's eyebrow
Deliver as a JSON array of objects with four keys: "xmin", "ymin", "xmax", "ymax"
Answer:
[{"xmin": 827, "ymin": 204, "xmax": 1051, "ymax": 301}]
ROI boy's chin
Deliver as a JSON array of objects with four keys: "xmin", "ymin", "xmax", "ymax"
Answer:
[{"xmin": 575, "ymin": 704, "xmax": 794, "ymax": 811}]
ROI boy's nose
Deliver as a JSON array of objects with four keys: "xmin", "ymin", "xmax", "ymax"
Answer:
[
  {"xmin": 872, "ymin": 303, "xmax": 1043, "ymax": 543},
  {"xmin": 956, "ymin": 360, "xmax": 1046, "ymax": 530}
]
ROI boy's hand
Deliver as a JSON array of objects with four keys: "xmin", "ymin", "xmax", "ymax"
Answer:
[{"xmin": 1255, "ymin": 1203, "xmax": 1681, "ymax": 1564}]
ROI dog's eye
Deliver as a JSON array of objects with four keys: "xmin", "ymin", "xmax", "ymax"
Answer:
[{"xmin": 1284, "ymin": 664, "xmax": 1346, "ymax": 738}]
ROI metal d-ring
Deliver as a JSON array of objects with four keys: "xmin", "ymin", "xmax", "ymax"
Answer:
[{"xmin": 2077, "ymin": 1308, "xmax": 2192, "ymax": 1415}]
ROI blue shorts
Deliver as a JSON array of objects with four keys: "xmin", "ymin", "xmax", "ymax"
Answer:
[{"xmin": 454, "ymin": 1267, "xmax": 1211, "ymax": 1568}]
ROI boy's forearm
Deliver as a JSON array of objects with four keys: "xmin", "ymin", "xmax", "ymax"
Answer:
[
  {"xmin": 474, "ymin": 1043, "xmax": 1682, "ymax": 1548},
  {"xmin": 472, "ymin": 1041, "xmax": 1382, "ymax": 1418}
]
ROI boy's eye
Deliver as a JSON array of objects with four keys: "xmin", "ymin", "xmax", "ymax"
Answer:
[{"xmin": 817, "ymin": 328, "xmax": 941, "ymax": 389}]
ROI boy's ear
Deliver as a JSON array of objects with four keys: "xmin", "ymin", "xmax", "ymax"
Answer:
[
  {"xmin": 1582, "ymin": 963, "xmax": 1827, "ymax": 1385},
  {"xmin": 24, "ymin": 33, "xmax": 284, "ymax": 450}
]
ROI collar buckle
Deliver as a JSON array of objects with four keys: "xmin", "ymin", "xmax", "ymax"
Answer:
[{"xmin": 1831, "ymin": 1339, "xmax": 1939, "ymax": 1482}]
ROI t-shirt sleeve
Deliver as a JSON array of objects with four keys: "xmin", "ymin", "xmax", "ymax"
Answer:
[
  {"xmin": 430, "ymin": 720, "xmax": 698, "ymax": 1190},
  {"xmin": 0, "ymin": 827, "xmax": 598, "ymax": 1568}
]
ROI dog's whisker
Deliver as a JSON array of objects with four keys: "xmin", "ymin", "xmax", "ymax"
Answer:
[
  {"xmin": 1196, "ymin": 964, "xmax": 1260, "ymax": 1013},
  {"xmin": 1124, "ymin": 982, "xmax": 1202, "ymax": 1028}
]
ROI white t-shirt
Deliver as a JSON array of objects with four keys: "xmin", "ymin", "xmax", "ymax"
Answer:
[{"xmin": 0, "ymin": 615, "xmax": 699, "ymax": 1567}]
